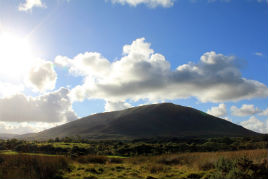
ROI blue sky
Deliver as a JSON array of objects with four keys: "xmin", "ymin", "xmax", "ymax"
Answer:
[{"xmin": 0, "ymin": 0, "xmax": 267, "ymax": 134}]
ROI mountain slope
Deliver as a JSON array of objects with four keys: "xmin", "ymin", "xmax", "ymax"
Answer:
[
  {"xmin": 31, "ymin": 103, "xmax": 258, "ymax": 140},
  {"xmin": 0, "ymin": 133, "xmax": 19, "ymax": 139}
]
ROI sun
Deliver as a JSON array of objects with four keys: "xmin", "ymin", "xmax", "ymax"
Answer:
[{"xmin": 0, "ymin": 32, "xmax": 35, "ymax": 82}]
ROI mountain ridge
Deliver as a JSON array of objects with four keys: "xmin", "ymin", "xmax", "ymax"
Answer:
[{"xmin": 18, "ymin": 103, "xmax": 259, "ymax": 140}]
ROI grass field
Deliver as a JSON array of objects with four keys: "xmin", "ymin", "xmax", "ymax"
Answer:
[
  {"xmin": 38, "ymin": 142, "xmax": 92, "ymax": 149},
  {"xmin": 0, "ymin": 150, "xmax": 62, "ymax": 156},
  {"xmin": 0, "ymin": 147, "xmax": 267, "ymax": 179},
  {"xmin": 0, "ymin": 154, "xmax": 69, "ymax": 179},
  {"xmin": 63, "ymin": 149, "xmax": 268, "ymax": 179}
]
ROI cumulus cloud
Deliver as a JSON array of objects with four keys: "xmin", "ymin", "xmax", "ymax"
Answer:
[
  {"xmin": 259, "ymin": 108, "xmax": 268, "ymax": 116},
  {"xmin": 207, "ymin": 103, "xmax": 227, "ymax": 118},
  {"xmin": 0, "ymin": 82, "xmax": 24, "ymax": 98},
  {"xmin": 0, "ymin": 121, "xmax": 63, "ymax": 134},
  {"xmin": 18, "ymin": 0, "xmax": 46, "ymax": 12},
  {"xmin": 110, "ymin": 0, "xmax": 174, "ymax": 7},
  {"xmin": 26, "ymin": 59, "xmax": 57, "ymax": 92},
  {"xmin": 55, "ymin": 52, "xmax": 110, "ymax": 78},
  {"xmin": 0, "ymin": 87, "xmax": 77, "ymax": 123},
  {"xmin": 56, "ymin": 38, "xmax": 268, "ymax": 105},
  {"xmin": 231, "ymin": 104, "xmax": 261, "ymax": 117},
  {"xmin": 240, "ymin": 116, "xmax": 268, "ymax": 133},
  {"xmin": 105, "ymin": 101, "xmax": 132, "ymax": 112}
]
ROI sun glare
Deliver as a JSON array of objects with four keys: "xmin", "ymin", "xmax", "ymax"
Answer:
[{"xmin": 0, "ymin": 32, "xmax": 34, "ymax": 82}]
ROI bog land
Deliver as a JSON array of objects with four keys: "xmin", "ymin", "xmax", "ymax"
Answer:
[{"xmin": 0, "ymin": 136, "xmax": 267, "ymax": 179}]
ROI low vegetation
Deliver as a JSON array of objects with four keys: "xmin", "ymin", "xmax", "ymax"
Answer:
[
  {"xmin": 64, "ymin": 149, "xmax": 268, "ymax": 179},
  {"xmin": 0, "ymin": 136, "xmax": 267, "ymax": 179},
  {"xmin": 0, "ymin": 154, "xmax": 69, "ymax": 179},
  {"xmin": 0, "ymin": 136, "xmax": 267, "ymax": 156}
]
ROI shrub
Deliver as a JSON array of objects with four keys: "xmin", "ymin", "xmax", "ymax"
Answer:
[
  {"xmin": 157, "ymin": 155, "xmax": 185, "ymax": 165},
  {"xmin": 215, "ymin": 157, "xmax": 233, "ymax": 173},
  {"xmin": 180, "ymin": 171, "xmax": 205, "ymax": 179},
  {"xmin": 86, "ymin": 168, "xmax": 104, "ymax": 174},
  {"xmin": 148, "ymin": 164, "xmax": 167, "ymax": 174},
  {"xmin": 109, "ymin": 157, "xmax": 123, "ymax": 164},
  {"xmin": 211, "ymin": 157, "xmax": 268, "ymax": 179},
  {"xmin": 199, "ymin": 161, "xmax": 215, "ymax": 171},
  {"xmin": 77, "ymin": 155, "xmax": 108, "ymax": 164},
  {"xmin": 0, "ymin": 156, "xmax": 3, "ymax": 164},
  {"xmin": 83, "ymin": 176, "xmax": 98, "ymax": 179}
]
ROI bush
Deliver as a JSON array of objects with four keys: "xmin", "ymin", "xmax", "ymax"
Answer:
[
  {"xmin": 199, "ymin": 161, "xmax": 215, "ymax": 171},
  {"xmin": 180, "ymin": 171, "xmax": 205, "ymax": 179},
  {"xmin": 86, "ymin": 167, "xmax": 104, "ymax": 174},
  {"xmin": 148, "ymin": 164, "xmax": 167, "ymax": 174},
  {"xmin": 77, "ymin": 155, "xmax": 108, "ymax": 164},
  {"xmin": 215, "ymin": 157, "xmax": 233, "ymax": 173},
  {"xmin": 211, "ymin": 157, "xmax": 268, "ymax": 179},
  {"xmin": 157, "ymin": 155, "xmax": 186, "ymax": 165},
  {"xmin": 109, "ymin": 157, "xmax": 123, "ymax": 164},
  {"xmin": 0, "ymin": 156, "xmax": 3, "ymax": 164}
]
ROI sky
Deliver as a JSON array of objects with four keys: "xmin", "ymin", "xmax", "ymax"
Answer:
[{"xmin": 0, "ymin": 0, "xmax": 267, "ymax": 134}]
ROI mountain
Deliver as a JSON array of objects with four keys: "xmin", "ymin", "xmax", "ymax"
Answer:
[
  {"xmin": 27, "ymin": 103, "xmax": 259, "ymax": 140},
  {"xmin": 0, "ymin": 133, "xmax": 19, "ymax": 139}
]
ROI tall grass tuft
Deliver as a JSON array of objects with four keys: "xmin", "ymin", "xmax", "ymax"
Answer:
[{"xmin": 0, "ymin": 154, "xmax": 69, "ymax": 179}]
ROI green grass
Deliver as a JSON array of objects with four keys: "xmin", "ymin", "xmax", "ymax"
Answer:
[
  {"xmin": 1, "ymin": 148, "xmax": 267, "ymax": 179},
  {"xmin": 107, "ymin": 155, "xmax": 128, "ymax": 159},
  {"xmin": 63, "ymin": 149, "xmax": 268, "ymax": 179},
  {"xmin": 38, "ymin": 142, "xmax": 92, "ymax": 149},
  {"xmin": 0, "ymin": 150, "xmax": 18, "ymax": 155},
  {"xmin": 0, "ymin": 150, "xmax": 61, "ymax": 156}
]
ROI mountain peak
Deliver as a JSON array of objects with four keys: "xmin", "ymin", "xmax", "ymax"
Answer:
[{"xmin": 28, "ymin": 103, "xmax": 258, "ymax": 140}]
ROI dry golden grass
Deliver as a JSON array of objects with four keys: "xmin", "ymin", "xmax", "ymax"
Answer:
[
  {"xmin": 127, "ymin": 149, "xmax": 268, "ymax": 170},
  {"xmin": 1, "ymin": 149, "xmax": 267, "ymax": 179},
  {"xmin": 0, "ymin": 154, "xmax": 69, "ymax": 179},
  {"xmin": 64, "ymin": 149, "xmax": 267, "ymax": 179}
]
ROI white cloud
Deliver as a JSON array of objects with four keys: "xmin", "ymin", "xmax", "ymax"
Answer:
[
  {"xmin": 110, "ymin": 0, "xmax": 174, "ymax": 7},
  {"xmin": 259, "ymin": 108, "xmax": 268, "ymax": 116},
  {"xmin": 16, "ymin": 0, "xmax": 267, "ymax": 12},
  {"xmin": 105, "ymin": 100, "xmax": 132, "ymax": 112},
  {"xmin": 0, "ymin": 82, "xmax": 24, "ymax": 98},
  {"xmin": 56, "ymin": 38, "xmax": 268, "ymax": 104},
  {"xmin": 55, "ymin": 52, "xmax": 110, "ymax": 78},
  {"xmin": 0, "ymin": 121, "xmax": 64, "ymax": 134},
  {"xmin": 256, "ymin": 0, "xmax": 268, "ymax": 3},
  {"xmin": 223, "ymin": 116, "xmax": 231, "ymax": 121},
  {"xmin": 231, "ymin": 104, "xmax": 261, "ymax": 117},
  {"xmin": 207, "ymin": 0, "xmax": 231, "ymax": 3},
  {"xmin": 207, "ymin": 103, "xmax": 227, "ymax": 117},
  {"xmin": 26, "ymin": 59, "xmax": 57, "ymax": 92},
  {"xmin": 240, "ymin": 116, "xmax": 268, "ymax": 133},
  {"xmin": 255, "ymin": 52, "xmax": 264, "ymax": 57},
  {"xmin": 208, "ymin": 0, "xmax": 266, "ymax": 3},
  {"xmin": 0, "ymin": 87, "xmax": 77, "ymax": 123},
  {"xmin": 18, "ymin": 0, "xmax": 46, "ymax": 12}
]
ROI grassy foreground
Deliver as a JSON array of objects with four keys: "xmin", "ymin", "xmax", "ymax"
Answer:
[
  {"xmin": 64, "ymin": 149, "xmax": 268, "ymax": 179},
  {"xmin": 1, "ymin": 149, "xmax": 267, "ymax": 179}
]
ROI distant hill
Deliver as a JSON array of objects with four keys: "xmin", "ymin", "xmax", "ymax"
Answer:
[
  {"xmin": 25, "ymin": 103, "xmax": 259, "ymax": 140},
  {"xmin": 0, "ymin": 133, "xmax": 19, "ymax": 139}
]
